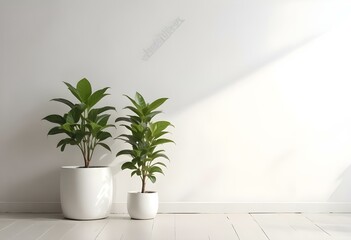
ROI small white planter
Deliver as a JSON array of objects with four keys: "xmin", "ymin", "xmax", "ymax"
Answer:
[
  {"xmin": 60, "ymin": 166, "xmax": 113, "ymax": 220},
  {"xmin": 127, "ymin": 191, "xmax": 158, "ymax": 219}
]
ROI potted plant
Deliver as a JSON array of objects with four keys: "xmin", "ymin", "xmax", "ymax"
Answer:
[
  {"xmin": 116, "ymin": 92, "xmax": 174, "ymax": 219},
  {"xmin": 43, "ymin": 78, "xmax": 115, "ymax": 220}
]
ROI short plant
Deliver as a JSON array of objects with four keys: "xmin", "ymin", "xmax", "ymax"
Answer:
[
  {"xmin": 116, "ymin": 92, "xmax": 174, "ymax": 193},
  {"xmin": 43, "ymin": 78, "xmax": 115, "ymax": 168}
]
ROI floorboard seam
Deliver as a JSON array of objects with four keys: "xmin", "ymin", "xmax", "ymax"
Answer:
[
  {"xmin": 59, "ymin": 221, "xmax": 77, "ymax": 239},
  {"xmin": 174, "ymin": 215, "xmax": 176, "ymax": 240},
  {"xmin": 250, "ymin": 214, "xmax": 271, "ymax": 240},
  {"xmin": 302, "ymin": 214, "xmax": 331, "ymax": 237},
  {"xmin": 35, "ymin": 221, "xmax": 56, "ymax": 240},
  {"xmin": 95, "ymin": 219, "xmax": 110, "ymax": 240},
  {"xmin": 0, "ymin": 220, "xmax": 16, "ymax": 233},
  {"xmin": 227, "ymin": 216, "xmax": 241, "ymax": 240}
]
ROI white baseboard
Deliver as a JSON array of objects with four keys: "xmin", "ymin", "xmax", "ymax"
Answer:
[
  {"xmin": 0, "ymin": 202, "xmax": 61, "ymax": 213},
  {"xmin": 111, "ymin": 202, "xmax": 351, "ymax": 214},
  {"xmin": 1, "ymin": 202, "xmax": 351, "ymax": 213}
]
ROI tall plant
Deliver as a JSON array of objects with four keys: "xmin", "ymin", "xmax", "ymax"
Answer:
[
  {"xmin": 116, "ymin": 92, "xmax": 174, "ymax": 193},
  {"xmin": 43, "ymin": 78, "xmax": 115, "ymax": 168}
]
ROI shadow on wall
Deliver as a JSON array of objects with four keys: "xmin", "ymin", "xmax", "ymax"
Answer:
[
  {"xmin": 1, "ymin": 104, "xmax": 62, "ymax": 202},
  {"xmin": 0, "ymin": 102, "xmax": 121, "ymax": 202},
  {"xmin": 163, "ymin": 32, "xmax": 324, "ymax": 115},
  {"xmin": 328, "ymin": 164, "xmax": 351, "ymax": 202}
]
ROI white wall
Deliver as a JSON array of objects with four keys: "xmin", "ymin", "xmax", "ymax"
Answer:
[{"xmin": 1, "ymin": 0, "xmax": 351, "ymax": 212}]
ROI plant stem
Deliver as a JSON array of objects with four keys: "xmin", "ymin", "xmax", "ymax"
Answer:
[{"xmin": 141, "ymin": 176, "xmax": 146, "ymax": 193}]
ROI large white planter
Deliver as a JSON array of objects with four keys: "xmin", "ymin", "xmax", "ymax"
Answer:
[
  {"xmin": 60, "ymin": 166, "xmax": 113, "ymax": 220},
  {"xmin": 127, "ymin": 191, "xmax": 158, "ymax": 219}
]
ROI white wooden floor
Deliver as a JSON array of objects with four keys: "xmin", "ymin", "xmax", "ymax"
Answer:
[{"xmin": 0, "ymin": 213, "xmax": 350, "ymax": 240}]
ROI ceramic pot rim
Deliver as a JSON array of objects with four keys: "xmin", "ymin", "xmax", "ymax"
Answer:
[
  {"xmin": 128, "ymin": 191, "xmax": 158, "ymax": 194},
  {"xmin": 61, "ymin": 166, "xmax": 110, "ymax": 169}
]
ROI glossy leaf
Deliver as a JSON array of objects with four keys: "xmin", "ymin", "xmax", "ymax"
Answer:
[
  {"xmin": 124, "ymin": 94, "xmax": 140, "ymax": 110},
  {"xmin": 121, "ymin": 162, "xmax": 137, "ymax": 170},
  {"xmin": 67, "ymin": 107, "xmax": 81, "ymax": 123},
  {"xmin": 115, "ymin": 117, "xmax": 131, "ymax": 123},
  {"xmin": 152, "ymin": 138, "xmax": 174, "ymax": 146},
  {"xmin": 97, "ymin": 142, "xmax": 111, "ymax": 152},
  {"xmin": 116, "ymin": 149, "xmax": 135, "ymax": 157},
  {"xmin": 124, "ymin": 106, "xmax": 142, "ymax": 116},
  {"xmin": 87, "ymin": 87, "xmax": 109, "ymax": 109},
  {"xmin": 76, "ymin": 78, "xmax": 92, "ymax": 102},
  {"xmin": 96, "ymin": 131, "xmax": 112, "ymax": 141},
  {"xmin": 148, "ymin": 98, "xmax": 168, "ymax": 112},
  {"xmin": 48, "ymin": 126, "xmax": 65, "ymax": 135},
  {"xmin": 51, "ymin": 98, "xmax": 74, "ymax": 108},
  {"xmin": 43, "ymin": 114, "xmax": 65, "ymax": 124},
  {"xmin": 152, "ymin": 162, "xmax": 167, "ymax": 168},
  {"xmin": 88, "ymin": 107, "xmax": 114, "ymax": 122},
  {"xmin": 64, "ymin": 82, "xmax": 82, "ymax": 102},
  {"xmin": 131, "ymin": 171, "xmax": 138, "ymax": 177},
  {"xmin": 148, "ymin": 175, "xmax": 156, "ymax": 183},
  {"xmin": 152, "ymin": 153, "xmax": 169, "ymax": 161},
  {"xmin": 152, "ymin": 121, "xmax": 172, "ymax": 135},
  {"xmin": 61, "ymin": 123, "xmax": 72, "ymax": 132},
  {"xmin": 60, "ymin": 143, "xmax": 67, "ymax": 151},
  {"xmin": 97, "ymin": 115, "xmax": 109, "ymax": 126},
  {"xmin": 150, "ymin": 166, "xmax": 164, "ymax": 175},
  {"xmin": 135, "ymin": 92, "xmax": 146, "ymax": 108},
  {"xmin": 146, "ymin": 111, "xmax": 162, "ymax": 121}
]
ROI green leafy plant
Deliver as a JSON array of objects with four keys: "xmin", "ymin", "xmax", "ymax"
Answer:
[
  {"xmin": 116, "ymin": 92, "xmax": 174, "ymax": 193},
  {"xmin": 43, "ymin": 78, "xmax": 115, "ymax": 168}
]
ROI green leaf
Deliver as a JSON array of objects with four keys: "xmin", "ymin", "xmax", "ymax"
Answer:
[
  {"xmin": 146, "ymin": 111, "xmax": 162, "ymax": 121},
  {"xmin": 66, "ymin": 114, "xmax": 74, "ymax": 124},
  {"xmin": 121, "ymin": 162, "xmax": 137, "ymax": 170},
  {"xmin": 74, "ymin": 130, "xmax": 85, "ymax": 143},
  {"xmin": 135, "ymin": 92, "xmax": 146, "ymax": 108},
  {"xmin": 124, "ymin": 94, "xmax": 140, "ymax": 109},
  {"xmin": 87, "ymin": 87, "xmax": 109, "ymax": 109},
  {"xmin": 131, "ymin": 171, "xmax": 138, "ymax": 177},
  {"xmin": 91, "ymin": 106, "xmax": 116, "ymax": 116},
  {"xmin": 148, "ymin": 175, "xmax": 156, "ymax": 183},
  {"xmin": 152, "ymin": 121, "xmax": 172, "ymax": 135},
  {"xmin": 50, "ymin": 98, "xmax": 74, "ymax": 108},
  {"xmin": 97, "ymin": 115, "xmax": 110, "ymax": 126},
  {"xmin": 152, "ymin": 138, "xmax": 174, "ymax": 146},
  {"xmin": 97, "ymin": 142, "xmax": 111, "ymax": 152},
  {"xmin": 116, "ymin": 149, "xmax": 135, "ymax": 157},
  {"xmin": 48, "ymin": 126, "xmax": 65, "ymax": 135},
  {"xmin": 60, "ymin": 143, "xmax": 67, "ymax": 151},
  {"xmin": 76, "ymin": 78, "xmax": 92, "ymax": 102},
  {"xmin": 124, "ymin": 106, "xmax": 142, "ymax": 117},
  {"xmin": 128, "ymin": 115, "xmax": 141, "ymax": 124},
  {"xmin": 101, "ymin": 124, "xmax": 115, "ymax": 130},
  {"xmin": 56, "ymin": 138, "xmax": 74, "ymax": 148},
  {"xmin": 115, "ymin": 117, "xmax": 131, "ymax": 123},
  {"xmin": 67, "ymin": 107, "xmax": 81, "ymax": 123},
  {"xmin": 61, "ymin": 123, "xmax": 72, "ymax": 132},
  {"xmin": 148, "ymin": 98, "xmax": 168, "ymax": 112},
  {"xmin": 152, "ymin": 153, "xmax": 170, "ymax": 161},
  {"xmin": 154, "ymin": 131, "xmax": 169, "ymax": 139},
  {"xmin": 96, "ymin": 131, "xmax": 112, "ymax": 141},
  {"xmin": 43, "ymin": 114, "xmax": 65, "ymax": 124},
  {"xmin": 64, "ymin": 82, "xmax": 82, "ymax": 102},
  {"xmin": 89, "ymin": 122, "xmax": 102, "ymax": 136},
  {"xmin": 150, "ymin": 166, "xmax": 164, "ymax": 175},
  {"xmin": 152, "ymin": 162, "xmax": 167, "ymax": 168}
]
